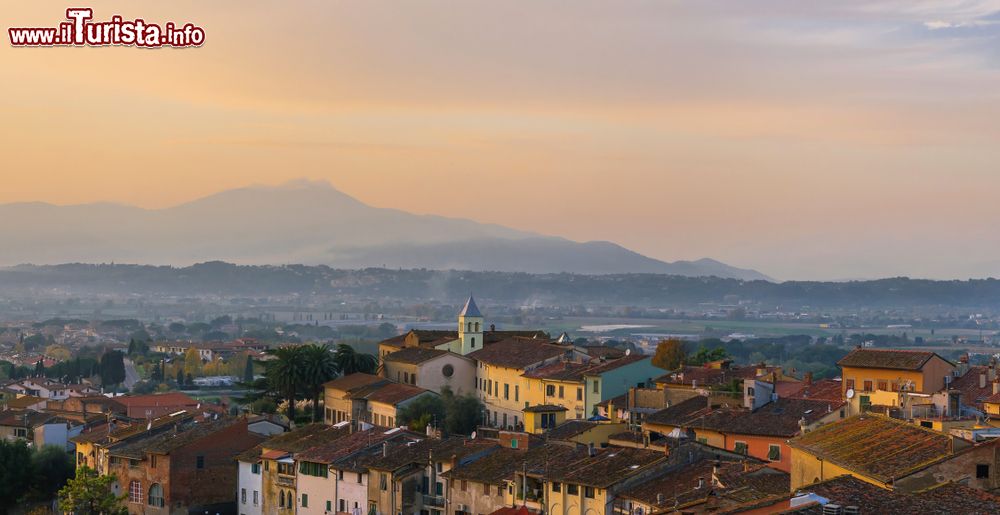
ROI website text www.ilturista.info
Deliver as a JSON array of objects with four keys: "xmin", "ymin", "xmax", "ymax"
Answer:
[{"xmin": 9, "ymin": 8, "xmax": 204, "ymax": 48}]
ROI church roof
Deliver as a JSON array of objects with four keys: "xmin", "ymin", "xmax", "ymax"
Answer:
[{"xmin": 459, "ymin": 295, "xmax": 482, "ymax": 318}]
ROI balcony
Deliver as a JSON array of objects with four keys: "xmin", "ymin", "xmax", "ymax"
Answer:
[
  {"xmin": 276, "ymin": 475, "xmax": 295, "ymax": 487},
  {"xmin": 422, "ymin": 495, "xmax": 445, "ymax": 508}
]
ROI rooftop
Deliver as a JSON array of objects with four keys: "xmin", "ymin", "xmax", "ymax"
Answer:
[
  {"xmin": 467, "ymin": 337, "xmax": 568, "ymax": 369},
  {"xmin": 358, "ymin": 382, "xmax": 432, "ymax": 406},
  {"xmin": 785, "ymin": 379, "xmax": 843, "ymax": 403},
  {"xmin": 789, "ymin": 414, "xmax": 953, "ymax": 482},
  {"xmin": 781, "ymin": 475, "xmax": 1000, "ymax": 515},
  {"xmin": 836, "ymin": 348, "xmax": 950, "ymax": 371},
  {"xmin": 545, "ymin": 420, "xmax": 599, "ymax": 441},
  {"xmin": 459, "ymin": 295, "xmax": 482, "ymax": 318},
  {"xmin": 323, "ymin": 373, "xmax": 388, "ymax": 393},
  {"xmin": 382, "ymin": 347, "xmax": 449, "ymax": 365},
  {"xmin": 541, "ymin": 445, "xmax": 668, "ymax": 488},
  {"xmin": 647, "ymin": 396, "xmax": 841, "ymax": 438}
]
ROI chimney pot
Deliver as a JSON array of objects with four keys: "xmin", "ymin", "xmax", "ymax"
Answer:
[{"xmin": 980, "ymin": 373, "xmax": 987, "ymax": 389}]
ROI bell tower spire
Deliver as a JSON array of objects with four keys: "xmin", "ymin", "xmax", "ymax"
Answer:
[{"xmin": 457, "ymin": 295, "xmax": 484, "ymax": 355}]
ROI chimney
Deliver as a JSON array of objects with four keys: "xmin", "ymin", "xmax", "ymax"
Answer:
[
  {"xmin": 489, "ymin": 324, "xmax": 495, "ymax": 332},
  {"xmin": 382, "ymin": 442, "xmax": 388, "ymax": 457},
  {"xmin": 804, "ymin": 371, "xmax": 813, "ymax": 386},
  {"xmin": 696, "ymin": 477, "xmax": 704, "ymax": 490},
  {"xmin": 656, "ymin": 493, "xmax": 665, "ymax": 505},
  {"xmin": 980, "ymin": 373, "xmax": 987, "ymax": 389},
  {"xmin": 993, "ymin": 378, "xmax": 999, "ymax": 396}
]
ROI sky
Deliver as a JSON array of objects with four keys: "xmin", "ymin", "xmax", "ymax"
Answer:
[{"xmin": 3, "ymin": 1, "xmax": 1000, "ymax": 281}]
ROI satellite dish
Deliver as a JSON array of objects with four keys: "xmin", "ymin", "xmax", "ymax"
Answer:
[
  {"xmin": 625, "ymin": 349, "xmax": 631, "ymax": 356},
  {"xmin": 846, "ymin": 388, "xmax": 855, "ymax": 399}
]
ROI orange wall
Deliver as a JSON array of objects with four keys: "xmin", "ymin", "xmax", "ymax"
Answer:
[{"xmin": 841, "ymin": 356, "xmax": 954, "ymax": 395}]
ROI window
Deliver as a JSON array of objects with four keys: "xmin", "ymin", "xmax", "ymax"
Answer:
[
  {"xmin": 577, "ymin": 388, "xmax": 582, "ymax": 401},
  {"xmin": 845, "ymin": 379, "xmax": 855, "ymax": 391},
  {"xmin": 592, "ymin": 380, "xmax": 599, "ymax": 394},
  {"xmin": 196, "ymin": 455, "xmax": 204, "ymax": 469},
  {"xmin": 461, "ymin": 480, "xmax": 468, "ymax": 492},
  {"xmin": 253, "ymin": 491, "xmax": 259, "ymax": 506},
  {"xmin": 768, "ymin": 444, "xmax": 781, "ymax": 461},
  {"xmin": 380, "ymin": 473, "xmax": 388, "ymax": 491},
  {"xmin": 326, "ymin": 500, "xmax": 332, "ymax": 512},
  {"xmin": 411, "ymin": 374, "xmax": 416, "ymax": 385},
  {"xmin": 443, "ymin": 364, "xmax": 454, "ymax": 377},
  {"xmin": 734, "ymin": 441, "xmax": 748, "ymax": 455},
  {"xmin": 13, "ymin": 428, "xmax": 27, "ymax": 438},
  {"xmin": 567, "ymin": 484, "xmax": 579, "ymax": 495},
  {"xmin": 358, "ymin": 472, "xmax": 363, "ymax": 484},
  {"xmin": 504, "ymin": 383, "xmax": 509, "ymax": 400},
  {"xmin": 340, "ymin": 500, "xmax": 346, "ymax": 512},
  {"xmin": 552, "ymin": 482, "xmax": 561, "ymax": 493},
  {"xmin": 129, "ymin": 459, "xmax": 140, "ymax": 469},
  {"xmin": 279, "ymin": 491, "xmax": 285, "ymax": 508},
  {"xmin": 584, "ymin": 486, "xmax": 595, "ymax": 499},
  {"xmin": 978, "ymin": 464, "xmax": 990, "ymax": 479},
  {"xmin": 877, "ymin": 380, "xmax": 888, "ymax": 391},
  {"xmin": 148, "ymin": 483, "xmax": 164, "ymax": 507},
  {"xmin": 862, "ymin": 380, "xmax": 873, "ymax": 392},
  {"xmin": 278, "ymin": 462, "xmax": 295, "ymax": 475},
  {"xmin": 301, "ymin": 494, "xmax": 308, "ymax": 508},
  {"xmin": 300, "ymin": 461, "xmax": 328, "ymax": 478},
  {"xmin": 475, "ymin": 322, "xmax": 480, "ymax": 332},
  {"xmin": 241, "ymin": 488, "xmax": 247, "ymax": 504},
  {"xmin": 546, "ymin": 385, "xmax": 556, "ymax": 396},
  {"xmin": 471, "ymin": 337, "xmax": 476, "ymax": 348},
  {"xmin": 150, "ymin": 455, "xmax": 157, "ymax": 468},
  {"xmin": 515, "ymin": 385, "xmax": 519, "ymax": 402},
  {"xmin": 559, "ymin": 385, "xmax": 564, "ymax": 399},
  {"xmin": 128, "ymin": 480, "xmax": 143, "ymax": 504},
  {"xmin": 251, "ymin": 463, "xmax": 260, "ymax": 474},
  {"xmin": 404, "ymin": 372, "xmax": 410, "ymax": 383},
  {"xmin": 338, "ymin": 470, "xmax": 344, "ymax": 480},
  {"xmin": 511, "ymin": 438, "xmax": 518, "ymax": 449}
]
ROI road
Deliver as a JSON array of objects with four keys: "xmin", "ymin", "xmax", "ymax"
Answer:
[{"xmin": 123, "ymin": 358, "xmax": 140, "ymax": 389}]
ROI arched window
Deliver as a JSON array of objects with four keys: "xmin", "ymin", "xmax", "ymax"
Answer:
[
  {"xmin": 475, "ymin": 322, "xmax": 480, "ymax": 332},
  {"xmin": 471, "ymin": 337, "xmax": 476, "ymax": 348},
  {"xmin": 467, "ymin": 322, "xmax": 472, "ymax": 332},
  {"xmin": 128, "ymin": 480, "xmax": 142, "ymax": 504},
  {"xmin": 279, "ymin": 490, "xmax": 285, "ymax": 508},
  {"xmin": 148, "ymin": 483, "xmax": 164, "ymax": 507}
]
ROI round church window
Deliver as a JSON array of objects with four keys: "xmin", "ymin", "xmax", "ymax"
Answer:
[{"xmin": 442, "ymin": 364, "xmax": 454, "ymax": 377}]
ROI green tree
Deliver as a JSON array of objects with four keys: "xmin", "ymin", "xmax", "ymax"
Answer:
[
  {"xmin": 265, "ymin": 346, "xmax": 306, "ymax": 419},
  {"xmin": 0, "ymin": 439, "xmax": 33, "ymax": 511},
  {"xmin": 175, "ymin": 368, "xmax": 184, "ymax": 385},
  {"xmin": 30, "ymin": 445, "xmax": 75, "ymax": 501},
  {"xmin": 300, "ymin": 344, "xmax": 339, "ymax": 422},
  {"xmin": 57, "ymin": 466, "xmax": 126, "ymax": 515},
  {"xmin": 398, "ymin": 395, "xmax": 445, "ymax": 433},
  {"xmin": 652, "ymin": 339, "xmax": 687, "ymax": 370},
  {"xmin": 99, "ymin": 351, "xmax": 125, "ymax": 389},
  {"xmin": 441, "ymin": 387, "xmax": 483, "ymax": 436},
  {"xmin": 243, "ymin": 354, "xmax": 255, "ymax": 383},
  {"xmin": 687, "ymin": 346, "xmax": 728, "ymax": 366},
  {"xmin": 332, "ymin": 344, "xmax": 378, "ymax": 375}
]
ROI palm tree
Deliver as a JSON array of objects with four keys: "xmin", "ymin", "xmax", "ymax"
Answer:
[
  {"xmin": 333, "ymin": 344, "xmax": 378, "ymax": 375},
  {"xmin": 265, "ymin": 346, "xmax": 306, "ymax": 420},
  {"xmin": 301, "ymin": 344, "xmax": 339, "ymax": 422}
]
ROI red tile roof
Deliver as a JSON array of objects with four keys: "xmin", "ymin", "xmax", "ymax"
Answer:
[
  {"xmin": 786, "ymin": 379, "xmax": 843, "ymax": 403},
  {"xmin": 836, "ymin": 348, "xmax": 951, "ymax": 371}
]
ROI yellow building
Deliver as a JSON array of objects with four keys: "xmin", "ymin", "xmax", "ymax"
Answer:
[
  {"xmin": 788, "ymin": 413, "xmax": 957, "ymax": 490},
  {"xmin": 836, "ymin": 349, "xmax": 955, "ymax": 413}
]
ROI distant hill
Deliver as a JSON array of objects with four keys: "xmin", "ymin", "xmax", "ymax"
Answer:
[{"xmin": 0, "ymin": 180, "xmax": 770, "ymax": 280}]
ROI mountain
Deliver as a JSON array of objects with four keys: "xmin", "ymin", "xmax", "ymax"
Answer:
[{"xmin": 0, "ymin": 180, "xmax": 771, "ymax": 280}]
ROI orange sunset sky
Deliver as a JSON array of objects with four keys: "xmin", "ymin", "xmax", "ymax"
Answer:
[{"xmin": 3, "ymin": 1, "xmax": 1000, "ymax": 280}]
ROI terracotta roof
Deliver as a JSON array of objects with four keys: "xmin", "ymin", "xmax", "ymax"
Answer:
[
  {"xmin": 489, "ymin": 507, "xmax": 534, "ymax": 515},
  {"xmin": 789, "ymin": 414, "xmax": 953, "ymax": 482},
  {"xmin": 618, "ymin": 460, "xmax": 787, "ymax": 510},
  {"xmin": 3, "ymin": 396, "xmax": 46, "ymax": 409},
  {"xmin": 541, "ymin": 446, "xmax": 669, "ymax": 488},
  {"xmin": 581, "ymin": 345, "xmax": 626, "ymax": 359},
  {"xmin": 115, "ymin": 392, "xmax": 199, "ymax": 409},
  {"xmin": 0, "ymin": 409, "xmax": 60, "ymax": 428},
  {"xmin": 786, "ymin": 379, "xmax": 843, "ymax": 403},
  {"xmin": 383, "ymin": 347, "xmax": 449, "ymax": 365},
  {"xmin": 379, "ymin": 330, "xmax": 457, "ymax": 349},
  {"xmin": 583, "ymin": 354, "xmax": 652, "ymax": 376},
  {"xmin": 109, "ymin": 419, "xmax": 260, "ymax": 459},
  {"xmin": 467, "ymin": 337, "xmax": 569, "ymax": 369},
  {"xmin": 647, "ymin": 396, "xmax": 841, "ymax": 438},
  {"xmin": 323, "ymin": 373, "xmax": 388, "ymax": 393},
  {"xmin": 836, "ymin": 348, "xmax": 950, "ymax": 371},
  {"xmin": 441, "ymin": 447, "xmax": 522, "ymax": 484},
  {"xmin": 359, "ymin": 383, "xmax": 431, "ymax": 405},
  {"xmin": 261, "ymin": 423, "xmax": 352, "ymax": 453},
  {"xmin": 655, "ymin": 365, "xmax": 770, "ymax": 388},
  {"xmin": 782, "ymin": 475, "xmax": 1000, "ymax": 515},
  {"xmin": 545, "ymin": 420, "xmax": 599, "ymax": 440},
  {"xmin": 522, "ymin": 361, "xmax": 590, "ymax": 381},
  {"xmin": 951, "ymin": 366, "xmax": 995, "ymax": 407},
  {"xmin": 297, "ymin": 426, "xmax": 401, "ymax": 464}
]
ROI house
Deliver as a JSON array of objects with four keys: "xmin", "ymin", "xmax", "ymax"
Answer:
[
  {"xmin": 104, "ymin": 418, "xmax": 263, "ymax": 515},
  {"xmin": 324, "ymin": 373, "xmax": 390, "ymax": 424},
  {"xmin": 0, "ymin": 409, "xmax": 78, "ymax": 448},
  {"xmin": 543, "ymin": 419, "xmax": 627, "ymax": 448},
  {"xmin": 508, "ymin": 443, "xmax": 671, "ymax": 515},
  {"xmin": 72, "ymin": 410, "xmax": 196, "ymax": 473},
  {"xmin": 381, "ymin": 346, "xmax": 476, "ymax": 395},
  {"xmin": 246, "ymin": 414, "xmax": 289, "ymax": 437},
  {"xmin": 236, "ymin": 446, "xmax": 264, "ymax": 515},
  {"xmin": 469, "ymin": 336, "xmax": 585, "ymax": 430},
  {"xmin": 255, "ymin": 424, "xmax": 354, "ymax": 515},
  {"xmin": 787, "ymin": 413, "xmax": 989, "ymax": 491},
  {"xmin": 442, "ymin": 447, "xmax": 532, "ymax": 515},
  {"xmin": 643, "ymin": 394, "xmax": 844, "ymax": 472},
  {"xmin": 596, "ymin": 387, "xmax": 671, "ymax": 425},
  {"xmin": 296, "ymin": 426, "xmax": 419, "ymax": 515},
  {"xmin": 115, "ymin": 392, "xmax": 204, "ymax": 419},
  {"xmin": 836, "ymin": 348, "xmax": 955, "ymax": 414},
  {"xmin": 610, "ymin": 458, "xmax": 789, "ymax": 514}
]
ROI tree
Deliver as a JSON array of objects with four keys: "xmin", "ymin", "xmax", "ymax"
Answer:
[
  {"xmin": 30, "ymin": 445, "xmax": 75, "ymax": 501},
  {"xmin": 57, "ymin": 466, "xmax": 126, "ymax": 515},
  {"xmin": 398, "ymin": 395, "xmax": 445, "ymax": 433},
  {"xmin": 99, "ymin": 351, "xmax": 126, "ymax": 388},
  {"xmin": 0, "ymin": 439, "xmax": 33, "ymax": 511},
  {"xmin": 175, "ymin": 369, "xmax": 184, "ymax": 385},
  {"xmin": 332, "ymin": 344, "xmax": 378, "ymax": 375},
  {"xmin": 687, "ymin": 346, "xmax": 728, "ymax": 366},
  {"xmin": 441, "ymin": 388, "xmax": 483, "ymax": 436},
  {"xmin": 183, "ymin": 347, "xmax": 202, "ymax": 377},
  {"xmin": 652, "ymin": 339, "xmax": 687, "ymax": 370},
  {"xmin": 265, "ymin": 346, "xmax": 306, "ymax": 419},
  {"xmin": 243, "ymin": 354, "xmax": 255, "ymax": 383},
  {"xmin": 300, "ymin": 344, "xmax": 339, "ymax": 422}
]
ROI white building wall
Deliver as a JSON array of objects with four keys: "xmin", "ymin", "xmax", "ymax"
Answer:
[
  {"xmin": 238, "ymin": 460, "xmax": 263, "ymax": 515},
  {"xmin": 333, "ymin": 468, "xmax": 369, "ymax": 515}
]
